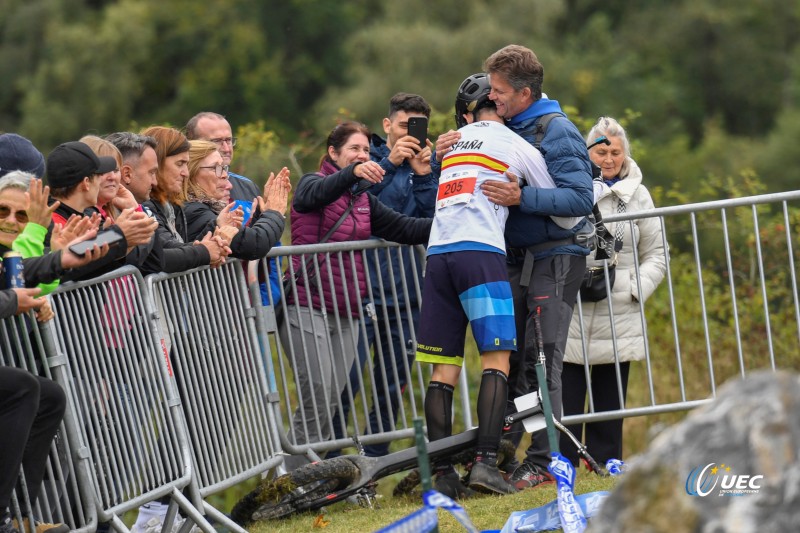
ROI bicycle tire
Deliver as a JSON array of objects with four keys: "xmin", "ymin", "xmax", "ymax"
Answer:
[
  {"xmin": 230, "ymin": 485, "xmax": 262, "ymax": 526},
  {"xmin": 251, "ymin": 457, "xmax": 361, "ymax": 521}
]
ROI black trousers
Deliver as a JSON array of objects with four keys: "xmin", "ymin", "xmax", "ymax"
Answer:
[
  {"xmin": 0, "ymin": 367, "xmax": 66, "ymax": 511},
  {"xmin": 560, "ymin": 361, "xmax": 630, "ymax": 466},
  {"xmin": 505, "ymin": 253, "xmax": 586, "ymax": 469}
]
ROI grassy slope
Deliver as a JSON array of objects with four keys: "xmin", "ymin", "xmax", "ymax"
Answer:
[{"xmin": 249, "ymin": 469, "xmax": 619, "ymax": 533}]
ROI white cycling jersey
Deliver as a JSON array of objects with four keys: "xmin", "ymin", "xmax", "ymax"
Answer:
[{"xmin": 428, "ymin": 120, "xmax": 555, "ymax": 254}]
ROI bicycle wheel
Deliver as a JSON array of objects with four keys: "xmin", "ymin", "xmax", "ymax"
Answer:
[{"xmin": 251, "ymin": 457, "xmax": 361, "ymax": 521}]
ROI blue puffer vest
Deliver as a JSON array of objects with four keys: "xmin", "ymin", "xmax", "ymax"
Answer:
[{"xmin": 289, "ymin": 161, "xmax": 372, "ymax": 317}]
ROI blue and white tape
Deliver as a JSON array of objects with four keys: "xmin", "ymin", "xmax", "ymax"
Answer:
[
  {"xmin": 548, "ymin": 452, "xmax": 587, "ymax": 533},
  {"xmin": 500, "ymin": 491, "xmax": 610, "ymax": 533},
  {"xmin": 376, "ymin": 490, "xmax": 479, "ymax": 533}
]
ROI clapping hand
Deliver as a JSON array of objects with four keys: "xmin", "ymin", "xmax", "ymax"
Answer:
[
  {"xmin": 257, "ymin": 167, "xmax": 291, "ymax": 214},
  {"xmin": 50, "ymin": 213, "xmax": 100, "ymax": 252},
  {"xmin": 217, "ymin": 202, "xmax": 244, "ymax": 229}
]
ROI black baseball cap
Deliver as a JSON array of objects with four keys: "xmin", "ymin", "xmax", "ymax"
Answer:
[{"xmin": 46, "ymin": 141, "xmax": 117, "ymax": 189}]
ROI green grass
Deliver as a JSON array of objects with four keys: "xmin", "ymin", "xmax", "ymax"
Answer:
[{"xmin": 246, "ymin": 468, "xmax": 619, "ymax": 533}]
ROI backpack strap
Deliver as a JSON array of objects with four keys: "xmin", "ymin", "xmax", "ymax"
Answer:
[{"xmin": 531, "ymin": 112, "xmax": 562, "ymax": 153}]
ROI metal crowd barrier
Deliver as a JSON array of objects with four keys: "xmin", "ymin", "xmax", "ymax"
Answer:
[
  {"xmin": 251, "ymin": 240, "xmax": 472, "ymax": 463},
  {"xmin": 38, "ymin": 266, "xmax": 213, "ymax": 533},
  {"xmin": 1, "ymin": 311, "xmax": 94, "ymax": 533},
  {"xmin": 4, "ymin": 189, "xmax": 798, "ymax": 532},
  {"xmin": 145, "ymin": 260, "xmax": 282, "ymax": 532},
  {"xmin": 567, "ymin": 189, "xmax": 800, "ymax": 425},
  {"xmin": 253, "ymin": 190, "xmax": 800, "ymax": 459}
]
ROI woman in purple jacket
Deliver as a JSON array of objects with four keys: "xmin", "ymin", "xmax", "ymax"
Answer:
[{"xmin": 281, "ymin": 121, "xmax": 431, "ymax": 468}]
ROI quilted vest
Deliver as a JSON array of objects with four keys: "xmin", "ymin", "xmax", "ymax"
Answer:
[{"xmin": 289, "ymin": 167, "xmax": 372, "ymax": 317}]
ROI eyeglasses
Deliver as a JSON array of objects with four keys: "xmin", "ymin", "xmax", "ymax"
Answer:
[
  {"xmin": 199, "ymin": 164, "xmax": 230, "ymax": 177},
  {"xmin": 0, "ymin": 204, "xmax": 28, "ymax": 223},
  {"xmin": 209, "ymin": 137, "xmax": 237, "ymax": 147}
]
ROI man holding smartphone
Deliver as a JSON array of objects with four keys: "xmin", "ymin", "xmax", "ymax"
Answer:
[{"xmin": 330, "ymin": 93, "xmax": 436, "ymax": 457}]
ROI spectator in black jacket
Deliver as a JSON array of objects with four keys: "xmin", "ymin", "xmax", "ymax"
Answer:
[
  {"xmin": 142, "ymin": 126, "xmax": 230, "ymax": 272},
  {"xmin": 45, "ymin": 141, "xmax": 157, "ymax": 281},
  {"xmin": 182, "ymin": 140, "xmax": 288, "ymax": 260},
  {"xmin": 107, "ymin": 131, "xmax": 229, "ymax": 274}
]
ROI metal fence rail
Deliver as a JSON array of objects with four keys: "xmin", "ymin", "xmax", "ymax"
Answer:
[
  {"xmin": 39, "ymin": 267, "xmax": 211, "ymax": 533},
  {"xmin": 568, "ymin": 189, "xmax": 800, "ymax": 425},
  {"xmin": 145, "ymin": 261, "xmax": 282, "ymax": 531},
  {"xmin": 1, "ymin": 312, "xmax": 95, "ymax": 533},
  {"xmin": 252, "ymin": 240, "xmax": 472, "ymax": 463}
]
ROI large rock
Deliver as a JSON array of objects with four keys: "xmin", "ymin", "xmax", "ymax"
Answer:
[{"xmin": 586, "ymin": 370, "xmax": 800, "ymax": 532}]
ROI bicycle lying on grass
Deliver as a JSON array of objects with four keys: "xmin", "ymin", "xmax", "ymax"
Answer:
[{"xmin": 231, "ymin": 393, "xmax": 609, "ymax": 525}]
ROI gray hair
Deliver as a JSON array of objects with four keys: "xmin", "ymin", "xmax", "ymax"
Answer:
[
  {"xmin": 586, "ymin": 116, "xmax": 631, "ymax": 178},
  {"xmin": 105, "ymin": 132, "xmax": 158, "ymax": 164},
  {"xmin": 0, "ymin": 170, "xmax": 34, "ymax": 195}
]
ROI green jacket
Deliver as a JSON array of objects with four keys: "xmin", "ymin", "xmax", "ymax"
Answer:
[{"xmin": 11, "ymin": 222, "xmax": 60, "ymax": 295}]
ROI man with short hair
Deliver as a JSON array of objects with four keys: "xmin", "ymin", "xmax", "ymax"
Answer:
[
  {"xmin": 104, "ymin": 132, "xmax": 159, "ymax": 204},
  {"xmin": 45, "ymin": 141, "xmax": 158, "ymax": 281},
  {"xmin": 479, "ymin": 44, "xmax": 595, "ymax": 490},
  {"xmin": 332, "ymin": 93, "xmax": 437, "ymax": 457},
  {"xmin": 185, "ymin": 112, "xmax": 260, "ymax": 202},
  {"xmin": 105, "ymin": 132, "xmax": 228, "ymax": 275}
]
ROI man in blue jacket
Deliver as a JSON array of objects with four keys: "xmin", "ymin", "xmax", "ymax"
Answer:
[
  {"xmin": 332, "ymin": 93, "xmax": 437, "ymax": 456},
  {"xmin": 480, "ymin": 44, "xmax": 595, "ymax": 489}
]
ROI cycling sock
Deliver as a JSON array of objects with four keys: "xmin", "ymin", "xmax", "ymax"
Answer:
[
  {"xmin": 474, "ymin": 369, "xmax": 508, "ymax": 467},
  {"xmin": 425, "ymin": 381, "xmax": 454, "ymax": 474}
]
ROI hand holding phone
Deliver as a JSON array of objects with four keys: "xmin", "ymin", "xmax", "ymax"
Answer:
[
  {"xmin": 68, "ymin": 230, "xmax": 124, "ymax": 257},
  {"xmin": 407, "ymin": 116, "xmax": 428, "ymax": 149}
]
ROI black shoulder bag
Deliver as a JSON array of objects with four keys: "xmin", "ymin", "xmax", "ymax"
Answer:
[
  {"xmin": 274, "ymin": 196, "xmax": 357, "ymax": 327},
  {"xmin": 580, "ymin": 198, "xmax": 625, "ymax": 302}
]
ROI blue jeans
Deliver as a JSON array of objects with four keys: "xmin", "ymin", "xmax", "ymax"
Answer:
[{"xmin": 331, "ymin": 304, "xmax": 418, "ymax": 456}]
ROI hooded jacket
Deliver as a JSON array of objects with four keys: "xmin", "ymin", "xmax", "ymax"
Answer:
[
  {"xmin": 504, "ymin": 98, "xmax": 595, "ymax": 257},
  {"xmin": 365, "ymin": 134, "xmax": 437, "ymax": 308},
  {"xmin": 141, "ymin": 201, "xmax": 211, "ymax": 274}
]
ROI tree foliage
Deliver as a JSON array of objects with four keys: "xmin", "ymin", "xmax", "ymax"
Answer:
[{"xmin": 1, "ymin": 0, "xmax": 798, "ymax": 197}]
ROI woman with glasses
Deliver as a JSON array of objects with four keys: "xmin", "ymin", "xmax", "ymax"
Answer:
[{"xmin": 183, "ymin": 140, "xmax": 289, "ymax": 260}]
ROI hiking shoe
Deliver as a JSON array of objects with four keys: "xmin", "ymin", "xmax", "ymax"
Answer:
[
  {"xmin": 434, "ymin": 470, "xmax": 475, "ymax": 500},
  {"xmin": 509, "ymin": 462, "xmax": 555, "ymax": 490},
  {"xmin": 468, "ymin": 462, "xmax": 517, "ymax": 495}
]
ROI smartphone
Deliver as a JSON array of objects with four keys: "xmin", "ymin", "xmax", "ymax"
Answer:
[
  {"xmin": 68, "ymin": 230, "xmax": 124, "ymax": 257},
  {"xmin": 407, "ymin": 116, "xmax": 428, "ymax": 148}
]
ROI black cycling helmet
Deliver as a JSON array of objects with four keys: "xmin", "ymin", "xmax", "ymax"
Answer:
[{"xmin": 454, "ymin": 73, "xmax": 495, "ymax": 128}]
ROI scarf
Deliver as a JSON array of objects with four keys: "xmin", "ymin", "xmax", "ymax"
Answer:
[{"xmin": 186, "ymin": 182, "xmax": 228, "ymax": 214}]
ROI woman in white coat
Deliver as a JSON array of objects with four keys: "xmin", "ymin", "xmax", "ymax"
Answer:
[{"xmin": 560, "ymin": 117, "xmax": 667, "ymax": 466}]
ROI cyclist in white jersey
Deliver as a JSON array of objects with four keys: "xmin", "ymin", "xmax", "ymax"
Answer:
[{"xmin": 416, "ymin": 73, "xmax": 555, "ymax": 497}]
